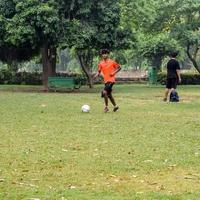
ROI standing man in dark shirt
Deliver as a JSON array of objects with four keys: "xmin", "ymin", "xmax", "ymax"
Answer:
[{"xmin": 163, "ymin": 52, "xmax": 181, "ymax": 101}]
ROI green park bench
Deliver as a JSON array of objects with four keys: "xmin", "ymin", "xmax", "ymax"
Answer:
[{"xmin": 48, "ymin": 76, "xmax": 82, "ymax": 91}]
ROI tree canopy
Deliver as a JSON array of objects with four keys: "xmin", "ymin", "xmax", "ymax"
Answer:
[{"xmin": 0, "ymin": 0, "xmax": 200, "ymax": 87}]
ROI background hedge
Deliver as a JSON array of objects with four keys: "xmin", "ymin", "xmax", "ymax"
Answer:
[
  {"xmin": 157, "ymin": 72, "xmax": 200, "ymax": 85},
  {"xmin": 0, "ymin": 69, "xmax": 87, "ymax": 85},
  {"xmin": 1, "ymin": 69, "xmax": 200, "ymax": 85}
]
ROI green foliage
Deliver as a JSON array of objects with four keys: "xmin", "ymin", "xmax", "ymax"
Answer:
[
  {"xmin": 154, "ymin": 0, "xmax": 200, "ymax": 71},
  {"xmin": 159, "ymin": 0, "xmax": 200, "ymax": 46},
  {"xmin": 0, "ymin": 15, "xmax": 5, "ymax": 45},
  {"xmin": 0, "ymin": 69, "xmax": 13, "ymax": 83},
  {"xmin": 138, "ymin": 33, "xmax": 180, "ymax": 58},
  {"xmin": 62, "ymin": 0, "xmax": 132, "ymax": 51},
  {"xmin": 0, "ymin": 0, "xmax": 199, "ymax": 73},
  {"xmin": 13, "ymin": 0, "xmax": 59, "ymax": 45},
  {"xmin": 0, "ymin": 0, "xmax": 60, "ymax": 63},
  {"xmin": 0, "ymin": 69, "xmax": 87, "ymax": 85},
  {"xmin": 0, "ymin": 69, "xmax": 42, "ymax": 85},
  {"xmin": 0, "ymin": 0, "xmax": 16, "ymax": 18},
  {"xmin": 119, "ymin": 0, "xmax": 200, "ymax": 70},
  {"xmin": 119, "ymin": 0, "xmax": 183, "ymax": 68},
  {"xmin": 120, "ymin": 0, "xmax": 158, "ymax": 30}
]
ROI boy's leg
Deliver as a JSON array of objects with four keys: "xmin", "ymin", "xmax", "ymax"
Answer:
[
  {"xmin": 108, "ymin": 92, "xmax": 119, "ymax": 112},
  {"xmin": 103, "ymin": 90, "xmax": 109, "ymax": 107},
  {"xmin": 103, "ymin": 82, "xmax": 119, "ymax": 112},
  {"xmin": 108, "ymin": 94, "xmax": 119, "ymax": 112},
  {"xmin": 108, "ymin": 93, "xmax": 116, "ymax": 107},
  {"xmin": 171, "ymin": 78, "xmax": 177, "ymax": 92},
  {"xmin": 102, "ymin": 89, "xmax": 109, "ymax": 112},
  {"xmin": 164, "ymin": 78, "xmax": 171, "ymax": 101},
  {"xmin": 164, "ymin": 89, "xmax": 169, "ymax": 101}
]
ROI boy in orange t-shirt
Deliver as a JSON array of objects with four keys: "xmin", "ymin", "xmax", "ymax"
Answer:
[{"xmin": 94, "ymin": 49, "xmax": 121, "ymax": 112}]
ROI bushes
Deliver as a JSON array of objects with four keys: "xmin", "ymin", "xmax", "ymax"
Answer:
[
  {"xmin": 157, "ymin": 72, "xmax": 200, "ymax": 85},
  {"xmin": 0, "ymin": 69, "xmax": 87, "ymax": 85},
  {"xmin": 0, "ymin": 69, "xmax": 13, "ymax": 84},
  {"xmin": 1, "ymin": 69, "xmax": 200, "ymax": 85},
  {"xmin": 0, "ymin": 69, "xmax": 42, "ymax": 85}
]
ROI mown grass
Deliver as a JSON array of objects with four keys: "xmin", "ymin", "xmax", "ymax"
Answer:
[{"xmin": 0, "ymin": 84, "xmax": 200, "ymax": 200}]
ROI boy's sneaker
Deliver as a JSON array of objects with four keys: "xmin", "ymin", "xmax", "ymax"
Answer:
[
  {"xmin": 104, "ymin": 107, "xmax": 109, "ymax": 113},
  {"xmin": 113, "ymin": 106, "xmax": 119, "ymax": 112}
]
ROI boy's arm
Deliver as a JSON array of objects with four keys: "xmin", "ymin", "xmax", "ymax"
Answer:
[
  {"xmin": 176, "ymin": 69, "xmax": 181, "ymax": 83},
  {"xmin": 93, "ymin": 70, "xmax": 101, "ymax": 79},
  {"xmin": 110, "ymin": 66, "xmax": 121, "ymax": 77},
  {"xmin": 93, "ymin": 63, "xmax": 101, "ymax": 79},
  {"xmin": 176, "ymin": 62, "xmax": 181, "ymax": 83}
]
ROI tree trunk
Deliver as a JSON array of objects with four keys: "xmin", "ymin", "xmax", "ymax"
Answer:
[
  {"xmin": 41, "ymin": 44, "xmax": 57, "ymax": 90},
  {"xmin": 186, "ymin": 44, "xmax": 200, "ymax": 73},
  {"xmin": 5, "ymin": 50, "xmax": 18, "ymax": 72},
  {"xmin": 50, "ymin": 47, "xmax": 57, "ymax": 76},
  {"xmin": 151, "ymin": 55, "xmax": 162, "ymax": 71},
  {"xmin": 77, "ymin": 50, "xmax": 94, "ymax": 88}
]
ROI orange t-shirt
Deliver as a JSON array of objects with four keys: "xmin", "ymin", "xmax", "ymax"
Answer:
[{"xmin": 98, "ymin": 59, "xmax": 120, "ymax": 83}]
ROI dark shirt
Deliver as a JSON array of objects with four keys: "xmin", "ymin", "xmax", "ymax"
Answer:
[{"xmin": 167, "ymin": 59, "xmax": 180, "ymax": 78}]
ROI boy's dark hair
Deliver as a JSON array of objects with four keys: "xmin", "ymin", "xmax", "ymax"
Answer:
[
  {"xmin": 170, "ymin": 51, "xmax": 179, "ymax": 58},
  {"xmin": 100, "ymin": 49, "xmax": 110, "ymax": 55}
]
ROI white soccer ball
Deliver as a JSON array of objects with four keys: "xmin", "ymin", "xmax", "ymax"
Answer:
[{"xmin": 81, "ymin": 104, "xmax": 90, "ymax": 113}]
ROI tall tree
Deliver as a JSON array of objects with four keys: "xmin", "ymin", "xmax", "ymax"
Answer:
[
  {"xmin": 61, "ymin": 0, "xmax": 132, "ymax": 87},
  {"xmin": 150, "ymin": 0, "xmax": 200, "ymax": 72},
  {"xmin": 0, "ymin": 0, "xmax": 39, "ymax": 71},
  {"xmin": 0, "ymin": 0, "xmax": 60, "ymax": 89},
  {"xmin": 120, "ymin": 0, "xmax": 182, "ymax": 70},
  {"xmin": 174, "ymin": 0, "xmax": 200, "ymax": 72}
]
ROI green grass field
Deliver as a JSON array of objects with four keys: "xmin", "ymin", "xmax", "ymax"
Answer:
[{"xmin": 0, "ymin": 84, "xmax": 200, "ymax": 200}]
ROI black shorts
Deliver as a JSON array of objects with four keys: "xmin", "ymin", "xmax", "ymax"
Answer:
[
  {"xmin": 101, "ymin": 82, "xmax": 114, "ymax": 97},
  {"xmin": 166, "ymin": 78, "xmax": 178, "ymax": 89}
]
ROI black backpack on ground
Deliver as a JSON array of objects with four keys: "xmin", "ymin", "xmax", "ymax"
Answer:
[{"xmin": 170, "ymin": 90, "xmax": 179, "ymax": 102}]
